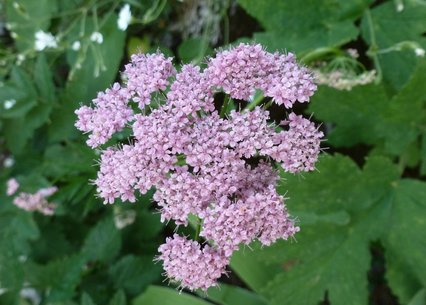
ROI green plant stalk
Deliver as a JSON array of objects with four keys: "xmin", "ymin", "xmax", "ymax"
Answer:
[
  {"xmin": 364, "ymin": 9, "xmax": 383, "ymax": 84},
  {"xmin": 300, "ymin": 47, "xmax": 342, "ymax": 64},
  {"xmin": 220, "ymin": 95, "xmax": 232, "ymax": 117},
  {"xmin": 194, "ymin": 219, "xmax": 202, "ymax": 241},
  {"xmin": 246, "ymin": 94, "xmax": 265, "ymax": 111}
]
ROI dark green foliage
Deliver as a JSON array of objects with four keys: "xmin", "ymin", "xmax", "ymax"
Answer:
[{"xmin": 1, "ymin": 0, "xmax": 425, "ymax": 304}]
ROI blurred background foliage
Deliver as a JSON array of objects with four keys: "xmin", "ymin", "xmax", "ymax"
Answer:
[{"xmin": 0, "ymin": 0, "xmax": 425, "ymax": 304}]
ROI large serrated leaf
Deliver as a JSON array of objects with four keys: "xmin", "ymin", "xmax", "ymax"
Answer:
[
  {"xmin": 132, "ymin": 286, "xmax": 213, "ymax": 305},
  {"xmin": 25, "ymin": 254, "xmax": 86, "ymax": 302},
  {"xmin": 81, "ymin": 217, "xmax": 121, "ymax": 263},
  {"xmin": 108, "ymin": 255, "xmax": 162, "ymax": 295},
  {"xmin": 361, "ymin": 1, "xmax": 426, "ymax": 91},
  {"xmin": 383, "ymin": 179, "xmax": 426, "ymax": 301},
  {"xmin": 231, "ymin": 155, "xmax": 406, "ymax": 305},
  {"xmin": 237, "ymin": 0, "xmax": 371, "ymax": 53},
  {"xmin": 309, "ymin": 61, "xmax": 426, "ymax": 156}
]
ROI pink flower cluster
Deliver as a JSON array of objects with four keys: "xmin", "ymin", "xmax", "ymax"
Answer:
[
  {"xmin": 157, "ymin": 234, "xmax": 229, "ymax": 290},
  {"xmin": 75, "ymin": 43, "xmax": 322, "ymax": 290},
  {"xmin": 6, "ymin": 179, "xmax": 57, "ymax": 216},
  {"xmin": 205, "ymin": 44, "xmax": 316, "ymax": 107}
]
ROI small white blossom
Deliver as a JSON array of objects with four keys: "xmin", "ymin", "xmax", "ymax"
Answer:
[
  {"xmin": 414, "ymin": 48, "xmax": 425, "ymax": 57},
  {"xmin": 71, "ymin": 41, "xmax": 81, "ymax": 51},
  {"xmin": 90, "ymin": 32, "xmax": 103, "ymax": 44},
  {"xmin": 396, "ymin": 3, "xmax": 404, "ymax": 12},
  {"xmin": 117, "ymin": 4, "xmax": 132, "ymax": 31},
  {"xmin": 4, "ymin": 157, "xmax": 15, "ymax": 168},
  {"xmin": 346, "ymin": 48, "xmax": 359, "ymax": 59},
  {"xmin": 314, "ymin": 69, "xmax": 377, "ymax": 91},
  {"xmin": 0, "ymin": 287, "xmax": 8, "ymax": 296},
  {"xmin": 34, "ymin": 30, "xmax": 58, "ymax": 51},
  {"xmin": 17, "ymin": 54, "xmax": 25, "ymax": 65},
  {"xmin": 20, "ymin": 287, "xmax": 41, "ymax": 305},
  {"xmin": 4, "ymin": 99, "xmax": 16, "ymax": 109},
  {"xmin": 114, "ymin": 209, "xmax": 136, "ymax": 229},
  {"xmin": 18, "ymin": 255, "xmax": 27, "ymax": 263}
]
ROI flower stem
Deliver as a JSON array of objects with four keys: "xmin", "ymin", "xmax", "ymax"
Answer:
[
  {"xmin": 220, "ymin": 95, "xmax": 232, "ymax": 117},
  {"xmin": 245, "ymin": 93, "xmax": 264, "ymax": 111},
  {"xmin": 263, "ymin": 100, "xmax": 273, "ymax": 109},
  {"xmin": 300, "ymin": 47, "xmax": 342, "ymax": 64},
  {"xmin": 364, "ymin": 9, "xmax": 383, "ymax": 84},
  {"xmin": 194, "ymin": 218, "xmax": 202, "ymax": 241}
]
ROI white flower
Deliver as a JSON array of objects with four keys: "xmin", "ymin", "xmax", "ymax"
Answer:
[
  {"xmin": 396, "ymin": 3, "xmax": 404, "ymax": 12},
  {"xmin": 4, "ymin": 99, "xmax": 16, "ymax": 109},
  {"xmin": 414, "ymin": 48, "xmax": 425, "ymax": 57},
  {"xmin": 117, "ymin": 4, "xmax": 132, "ymax": 31},
  {"xmin": 0, "ymin": 287, "xmax": 9, "ymax": 296},
  {"xmin": 114, "ymin": 209, "xmax": 136, "ymax": 229},
  {"xmin": 34, "ymin": 30, "xmax": 58, "ymax": 51},
  {"xmin": 17, "ymin": 54, "xmax": 25, "ymax": 65},
  {"xmin": 71, "ymin": 41, "xmax": 81, "ymax": 51},
  {"xmin": 20, "ymin": 287, "xmax": 41, "ymax": 305},
  {"xmin": 3, "ymin": 157, "xmax": 14, "ymax": 168},
  {"xmin": 90, "ymin": 32, "xmax": 103, "ymax": 44}
]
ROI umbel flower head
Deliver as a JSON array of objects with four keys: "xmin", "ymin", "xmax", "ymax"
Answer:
[{"xmin": 75, "ymin": 43, "xmax": 323, "ymax": 291}]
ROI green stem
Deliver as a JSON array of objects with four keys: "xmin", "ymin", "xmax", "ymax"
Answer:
[
  {"xmin": 300, "ymin": 47, "xmax": 342, "ymax": 64},
  {"xmin": 221, "ymin": 0, "xmax": 231, "ymax": 45},
  {"xmin": 245, "ymin": 93, "xmax": 264, "ymax": 111},
  {"xmin": 194, "ymin": 219, "xmax": 202, "ymax": 241},
  {"xmin": 263, "ymin": 100, "xmax": 273, "ymax": 109},
  {"xmin": 365, "ymin": 9, "xmax": 382, "ymax": 83},
  {"xmin": 220, "ymin": 95, "xmax": 231, "ymax": 117},
  {"xmin": 397, "ymin": 156, "xmax": 406, "ymax": 176}
]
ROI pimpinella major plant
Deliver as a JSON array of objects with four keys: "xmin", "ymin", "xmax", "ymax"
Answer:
[{"xmin": 75, "ymin": 43, "xmax": 323, "ymax": 291}]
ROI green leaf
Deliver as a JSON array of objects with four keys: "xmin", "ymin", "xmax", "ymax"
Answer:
[
  {"xmin": 237, "ymin": 0, "xmax": 370, "ymax": 54},
  {"xmin": 35, "ymin": 54, "xmax": 56, "ymax": 104},
  {"xmin": 0, "ymin": 66, "xmax": 37, "ymax": 119},
  {"xmin": 132, "ymin": 286, "xmax": 213, "ymax": 305},
  {"xmin": 48, "ymin": 14, "xmax": 126, "ymax": 142},
  {"xmin": 231, "ymin": 156, "xmax": 398, "ymax": 305},
  {"xmin": 42, "ymin": 143, "xmax": 96, "ymax": 178},
  {"xmin": 4, "ymin": 0, "xmax": 58, "ymax": 51},
  {"xmin": 109, "ymin": 290, "xmax": 127, "ymax": 305},
  {"xmin": 309, "ymin": 84, "xmax": 387, "ymax": 147},
  {"xmin": 178, "ymin": 38, "xmax": 212, "ymax": 63},
  {"xmin": 386, "ymin": 253, "xmax": 422, "ymax": 304},
  {"xmin": 81, "ymin": 217, "xmax": 121, "ymax": 263},
  {"xmin": 421, "ymin": 131, "xmax": 426, "ymax": 176},
  {"xmin": 230, "ymin": 246, "xmax": 280, "ymax": 293},
  {"xmin": 81, "ymin": 292, "xmax": 97, "ymax": 305},
  {"xmin": 309, "ymin": 60, "xmax": 426, "ymax": 155},
  {"xmin": 232, "ymin": 154, "xmax": 426, "ymax": 305},
  {"xmin": 3, "ymin": 99, "xmax": 53, "ymax": 154},
  {"xmin": 2, "ymin": 64, "xmax": 54, "ymax": 154},
  {"xmin": 108, "ymin": 255, "xmax": 162, "ymax": 295},
  {"xmin": 26, "ymin": 254, "xmax": 86, "ymax": 302},
  {"xmin": 383, "ymin": 180, "xmax": 426, "ymax": 295},
  {"xmin": 0, "ymin": 85, "xmax": 35, "ymax": 119},
  {"xmin": 361, "ymin": 1, "xmax": 426, "ymax": 91},
  {"xmin": 408, "ymin": 289, "xmax": 426, "ymax": 305},
  {"xmin": 279, "ymin": 154, "xmax": 399, "ymax": 216},
  {"xmin": 204, "ymin": 283, "xmax": 269, "ymax": 305}
]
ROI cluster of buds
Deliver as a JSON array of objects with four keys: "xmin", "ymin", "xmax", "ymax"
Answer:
[{"xmin": 75, "ymin": 43, "xmax": 323, "ymax": 290}]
